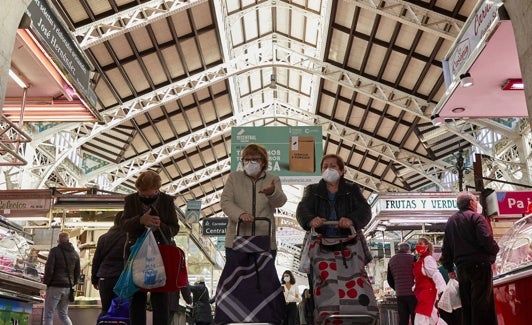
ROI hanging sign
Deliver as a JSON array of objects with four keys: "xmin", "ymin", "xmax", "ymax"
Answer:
[
  {"xmin": 230, "ymin": 126, "xmax": 323, "ymax": 185},
  {"xmin": 185, "ymin": 200, "xmax": 202, "ymax": 224},
  {"xmin": 202, "ymin": 218, "xmax": 228, "ymax": 236}
]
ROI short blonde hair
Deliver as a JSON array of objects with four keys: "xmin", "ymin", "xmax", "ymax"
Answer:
[{"xmin": 135, "ymin": 170, "xmax": 162, "ymax": 191}]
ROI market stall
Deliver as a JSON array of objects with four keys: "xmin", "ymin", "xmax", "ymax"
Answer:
[{"xmin": 493, "ymin": 209, "xmax": 532, "ymax": 324}]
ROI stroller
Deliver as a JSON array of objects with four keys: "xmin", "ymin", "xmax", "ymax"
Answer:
[
  {"xmin": 214, "ymin": 218, "xmax": 285, "ymax": 324},
  {"xmin": 307, "ymin": 222, "xmax": 378, "ymax": 325}
]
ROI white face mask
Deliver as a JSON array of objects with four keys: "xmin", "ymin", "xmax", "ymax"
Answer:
[
  {"xmin": 244, "ymin": 161, "xmax": 262, "ymax": 177},
  {"xmin": 283, "ymin": 276, "xmax": 290, "ymax": 283},
  {"xmin": 322, "ymin": 168, "xmax": 341, "ymax": 184},
  {"xmin": 476, "ymin": 202, "xmax": 483, "ymax": 214}
]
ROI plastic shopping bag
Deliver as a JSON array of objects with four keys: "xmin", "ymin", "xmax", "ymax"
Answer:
[
  {"xmin": 114, "ymin": 229, "xmax": 148, "ymax": 299},
  {"xmin": 132, "ymin": 228, "xmax": 166, "ymax": 289},
  {"xmin": 438, "ymin": 278, "xmax": 461, "ymax": 312}
]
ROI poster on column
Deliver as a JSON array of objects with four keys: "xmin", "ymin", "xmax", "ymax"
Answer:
[{"xmin": 231, "ymin": 126, "xmax": 323, "ymax": 185}]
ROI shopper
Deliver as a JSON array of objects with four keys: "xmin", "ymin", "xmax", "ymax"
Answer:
[
  {"xmin": 297, "ymin": 289, "xmax": 314, "ymax": 325},
  {"xmin": 121, "ymin": 170, "xmax": 180, "ymax": 325},
  {"xmin": 387, "ymin": 242, "xmax": 416, "ymax": 325},
  {"xmin": 413, "ymin": 237, "xmax": 446, "ymax": 325},
  {"xmin": 220, "ymin": 143, "xmax": 287, "ymax": 261},
  {"xmin": 91, "ymin": 211, "xmax": 127, "ymax": 317},
  {"xmin": 169, "ymin": 286, "xmax": 192, "ymax": 325},
  {"xmin": 42, "ymin": 232, "xmax": 80, "ymax": 325},
  {"xmin": 441, "ymin": 191, "xmax": 499, "ymax": 325},
  {"xmin": 189, "ymin": 278, "xmax": 213, "ymax": 325},
  {"xmin": 281, "ymin": 270, "xmax": 301, "ymax": 325},
  {"xmin": 296, "ymin": 153, "xmax": 372, "ymax": 293}
]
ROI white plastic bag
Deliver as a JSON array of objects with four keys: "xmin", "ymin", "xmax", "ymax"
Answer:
[
  {"xmin": 132, "ymin": 229, "xmax": 166, "ymax": 289},
  {"xmin": 438, "ymin": 278, "xmax": 461, "ymax": 313}
]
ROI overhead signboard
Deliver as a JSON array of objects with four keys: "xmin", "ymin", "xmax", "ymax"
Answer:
[
  {"xmin": 230, "ymin": 126, "xmax": 323, "ymax": 185},
  {"xmin": 202, "ymin": 218, "xmax": 228, "ymax": 236},
  {"xmin": 443, "ymin": 1, "xmax": 501, "ymax": 85},
  {"xmin": 0, "ymin": 189, "xmax": 53, "ymax": 218},
  {"xmin": 185, "ymin": 200, "xmax": 202, "ymax": 224},
  {"xmin": 26, "ymin": 0, "xmax": 97, "ymax": 107},
  {"xmin": 486, "ymin": 191, "xmax": 532, "ymax": 218},
  {"xmin": 375, "ymin": 197, "xmax": 458, "ymax": 213}
]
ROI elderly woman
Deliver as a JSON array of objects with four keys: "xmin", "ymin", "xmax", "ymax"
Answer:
[
  {"xmin": 121, "ymin": 170, "xmax": 180, "ymax": 325},
  {"xmin": 220, "ymin": 143, "xmax": 287, "ymax": 261}
]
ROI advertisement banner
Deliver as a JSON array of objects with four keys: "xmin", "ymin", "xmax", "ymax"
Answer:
[
  {"xmin": 231, "ymin": 126, "xmax": 323, "ymax": 185},
  {"xmin": 494, "ymin": 191, "xmax": 532, "ymax": 216}
]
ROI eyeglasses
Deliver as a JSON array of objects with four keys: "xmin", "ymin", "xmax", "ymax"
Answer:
[{"xmin": 242, "ymin": 158, "xmax": 261, "ymax": 164}]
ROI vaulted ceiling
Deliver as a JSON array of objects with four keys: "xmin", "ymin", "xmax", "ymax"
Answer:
[{"xmin": 2, "ymin": 0, "xmax": 531, "ymax": 243}]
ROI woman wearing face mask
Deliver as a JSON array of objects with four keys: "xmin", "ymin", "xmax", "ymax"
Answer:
[
  {"xmin": 296, "ymin": 154, "xmax": 372, "ymax": 301},
  {"xmin": 296, "ymin": 154, "xmax": 372, "ymax": 238},
  {"xmin": 281, "ymin": 270, "xmax": 301, "ymax": 325},
  {"xmin": 413, "ymin": 237, "xmax": 446, "ymax": 325},
  {"xmin": 220, "ymin": 143, "xmax": 287, "ymax": 261},
  {"xmin": 121, "ymin": 170, "xmax": 180, "ymax": 325}
]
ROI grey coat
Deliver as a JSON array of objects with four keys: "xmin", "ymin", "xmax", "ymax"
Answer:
[{"xmin": 220, "ymin": 170, "xmax": 287, "ymax": 250}]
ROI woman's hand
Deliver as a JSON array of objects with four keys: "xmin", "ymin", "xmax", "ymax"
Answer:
[
  {"xmin": 239, "ymin": 213, "xmax": 254, "ymax": 222},
  {"xmin": 309, "ymin": 217, "xmax": 327, "ymax": 228},
  {"xmin": 140, "ymin": 209, "xmax": 161, "ymax": 229},
  {"xmin": 258, "ymin": 180, "xmax": 275, "ymax": 196},
  {"xmin": 338, "ymin": 217, "xmax": 353, "ymax": 229}
]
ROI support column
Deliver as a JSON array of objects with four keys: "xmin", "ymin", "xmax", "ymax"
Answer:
[
  {"xmin": 504, "ymin": 1, "xmax": 532, "ymax": 124},
  {"xmin": 0, "ymin": 0, "xmax": 32, "ymax": 113}
]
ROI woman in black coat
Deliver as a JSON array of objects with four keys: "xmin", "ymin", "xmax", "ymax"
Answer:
[
  {"xmin": 120, "ymin": 170, "xmax": 180, "ymax": 325},
  {"xmin": 189, "ymin": 278, "xmax": 213, "ymax": 325}
]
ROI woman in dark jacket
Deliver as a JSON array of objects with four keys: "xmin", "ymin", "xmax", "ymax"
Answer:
[
  {"xmin": 296, "ymin": 154, "xmax": 372, "ymax": 296},
  {"xmin": 91, "ymin": 211, "xmax": 127, "ymax": 317},
  {"xmin": 189, "ymin": 278, "xmax": 213, "ymax": 325},
  {"xmin": 120, "ymin": 170, "xmax": 180, "ymax": 325},
  {"xmin": 296, "ymin": 154, "xmax": 371, "ymax": 236}
]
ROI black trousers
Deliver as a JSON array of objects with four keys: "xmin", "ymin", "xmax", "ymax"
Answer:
[
  {"xmin": 457, "ymin": 263, "xmax": 497, "ymax": 325},
  {"xmin": 396, "ymin": 295, "xmax": 417, "ymax": 325},
  {"xmin": 97, "ymin": 276, "xmax": 119, "ymax": 317},
  {"xmin": 283, "ymin": 302, "xmax": 299, "ymax": 325},
  {"xmin": 130, "ymin": 290, "xmax": 169, "ymax": 325}
]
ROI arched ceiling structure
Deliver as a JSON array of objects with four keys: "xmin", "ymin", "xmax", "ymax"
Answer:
[{"xmin": 1, "ymin": 0, "xmax": 531, "ymax": 242}]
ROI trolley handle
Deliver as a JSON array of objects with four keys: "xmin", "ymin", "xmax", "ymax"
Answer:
[
  {"xmin": 311, "ymin": 220, "xmax": 356, "ymax": 236},
  {"xmin": 237, "ymin": 217, "xmax": 271, "ymax": 236}
]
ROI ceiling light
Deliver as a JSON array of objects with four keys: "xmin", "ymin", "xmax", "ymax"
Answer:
[
  {"xmin": 8, "ymin": 69, "xmax": 28, "ymax": 88},
  {"xmin": 502, "ymin": 78, "xmax": 524, "ymax": 90},
  {"xmin": 430, "ymin": 114, "xmax": 445, "ymax": 126},
  {"xmin": 459, "ymin": 72, "xmax": 473, "ymax": 87},
  {"xmin": 451, "ymin": 107, "xmax": 465, "ymax": 113}
]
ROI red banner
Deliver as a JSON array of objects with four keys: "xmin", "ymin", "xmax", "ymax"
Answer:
[{"xmin": 496, "ymin": 191, "xmax": 532, "ymax": 215}]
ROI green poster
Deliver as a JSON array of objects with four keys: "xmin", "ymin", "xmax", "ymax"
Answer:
[{"xmin": 231, "ymin": 126, "xmax": 323, "ymax": 185}]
